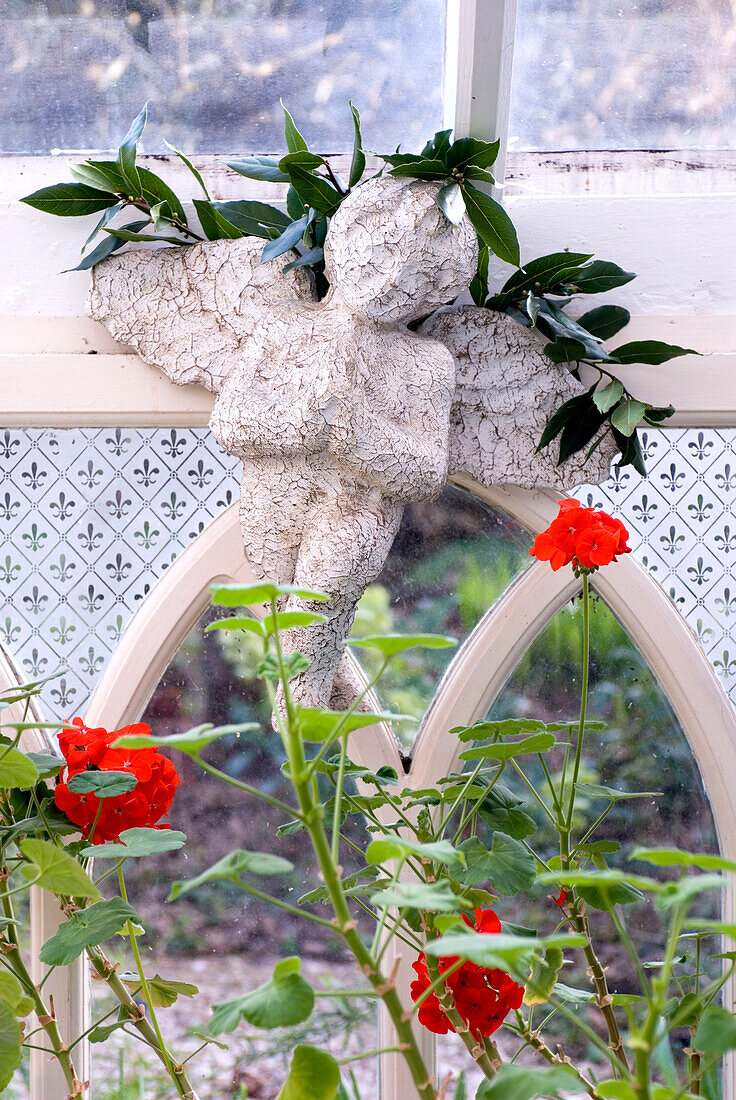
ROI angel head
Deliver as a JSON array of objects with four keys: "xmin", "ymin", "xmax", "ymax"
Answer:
[{"xmin": 323, "ymin": 175, "xmax": 478, "ymax": 324}]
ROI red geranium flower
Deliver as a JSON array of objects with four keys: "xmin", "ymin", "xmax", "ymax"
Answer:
[
  {"xmin": 54, "ymin": 719, "xmax": 180, "ymax": 844},
  {"xmin": 410, "ymin": 908, "xmax": 524, "ymax": 1038},
  {"xmin": 529, "ymin": 499, "xmax": 631, "ymax": 574}
]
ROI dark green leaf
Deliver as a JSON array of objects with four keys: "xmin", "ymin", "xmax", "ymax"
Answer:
[
  {"xmin": 70, "ymin": 160, "xmax": 128, "ymax": 194},
  {"xmin": 558, "ymin": 397, "xmax": 608, "ymax": 465},
  {"xmin": 39, "ymin": 898, "xmax": 140, "ymax": 965},
  {"xmin": 498, "ymin": 252, "xmax": 593, "ymax": 302},
  {"xmin": 283, "ymin": 167, "xmax": 342, "ymax": 216},
  {"xmin": 390, "ymin": 158, "xmax": 452, "ymax": 181},
  {"xmin": 68, "ymin": 770, "xmax": 138, "ymax": 799},
  {"xmin": 536, "ymin": 394, "xmax": 590, "ymax": 452},
  {"xmin": 421, "ymin": 129, "xmax": 453, "ymax": 161},
  {"xmin": 67, "ymin": 221, "xmax": 149, "ymax": 272},
  {"xmin": 447, "ymin": 137, "xmax": 500, "ymax": 172},
  {"xmin": 613, "ymin": 427, "xmax": 647, "ymax": 476},
  {"xmin": 463, "ymin": 165, "xmax": 496, "ymax": 184},
  {"xmin": 262, "ymin": 215, "xmax": 312, "ymax": 263},
  {"xmin": 460, "ymin": 732, "xmax": 556, "ymax": 762},
  {"xmin": 568, "ymin": 260, "xmax": 636, "ymax": 294},
  {"xmin": 193, "ymin": 199, "xmax": 243, "ymax": 241},
  {"xmin": 283, "ymin": 247, "xmax": 324, "ymax": 272},
  {"xmin": 282, "ymin": 102, "xmax": 309, "ymax": 153},
  {"xmin": 477, "ymin": 783, "xmax": 537, "ymax": 839},
  {"xmin": 20, "ymin": 183, "xmax": 120, "ymax": 217},
  {"xmin": 461, "ymin": 184, "xmax": 520, "ymax": 266},
  {"xmin": 349, "ymin": 101, "xmax": 366, "ymax": 188},
  {"xmin": 643, "ymin": 405, "xmax": 676, "ymax": 425},
  {"xmin": 101, "ymin": 227, "xmax": 184, "ymax": 245},
  {"xmin": 117, "ymin": 103, "xmax": 147, "ymax": 193},
  {"xmin": 576, "ymin": 305, "xmax": 631, "ymax": 341},
  {"xmin": 226, "ymin": 156, "xmax": 290, "ymax": 184},
  {"xmin": 168, "ymin": 849, "xmax": 293, "ymax": 901},
  {"xmin": 470, "ymin": 245, "xmax": 490, "ymax": 306},
  {"xmin": 476, "ymin": 833, "xmax": 536, "ymax": 896},
  {"xmin": 136, "ymin": 166, "xmax": 187, "ymax": 224},
  {"xmin": 611, "ymin": 340, "xmax": 696, "ymax": 365},
  {"xmin": 211, "ymin": 200, "xmax": 292, "ymax": 239},
  {"xmin": 279, "ymin": 151, "xmax": 325, "ymax": 172},
  {"xmin": 164, "ymin": 139, "xmax": 210, "ymax": 198},
  {"xmin": 437, "ymin": 182, "xmax": 466, "ymax": 225},
  {"xmin": 535, "ymin": 299, "xmax": 616, "ymax": 361},
  {"xmin": 277, "ymin": 1045, "xmax": 340, "ymax": 1100},
  {"xmin": 210, "ymin": 957, "xmax": 314, "ymax": 1033}
]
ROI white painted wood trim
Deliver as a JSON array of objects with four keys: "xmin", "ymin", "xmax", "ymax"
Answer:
[{"xmin": 0, "ymin": 649, "xmax": 90, "ymax": 1098}]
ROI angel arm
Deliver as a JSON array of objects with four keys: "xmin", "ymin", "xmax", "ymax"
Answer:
[
  {"xmin": 87, "ymin": 237, "xmax": 315, "ymax": 394},
  {"xmin": 420, "ymin": 306, "xmax": 616, "ymax": 489}
]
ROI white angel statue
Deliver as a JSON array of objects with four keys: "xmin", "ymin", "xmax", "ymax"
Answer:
[{"xmin": 88, "ymin": 175, "xmax": 613, "ymax": 709}]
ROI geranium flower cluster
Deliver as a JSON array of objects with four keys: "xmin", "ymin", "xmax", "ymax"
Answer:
[
  {"xmin": 55, "ymin": 717, "xmax": 180, "ymax": 844},
  {"xmin": 411, "ymin": 908, "xmax": 524, "ymax": 1038},
  {"xmin": 529, "ymin": 498, "xmax": 631, "ymax": 573}
]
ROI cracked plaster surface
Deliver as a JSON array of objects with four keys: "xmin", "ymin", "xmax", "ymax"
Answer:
[{"xmin": 88, "ymin": 176, "xmax": 614, "ymax": 709}]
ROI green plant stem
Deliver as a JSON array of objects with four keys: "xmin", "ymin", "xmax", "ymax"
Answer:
[
  {"xmin": 0, "ymin": 880, "xmax": 79, "ymax": 1092},
  {"xmin": 567, "ymin": 573, "xmax": 590, "ymax": 829},
  {"xmin": 86, "ymin": 942, "xmax": 198, "ymax": 1099},
  {"xmin": 558, "ymin": 574, "xmax": 629, "ymax": 1074},
  {"xmin": 267, "ymin": 626, "xmax": 438, "ymax": 1100},
  {"xmin": 116, "ymin": 867, "xmax": 194, "ymax": 1099},
  {"xmin": 513, "ymin": 1011, "xmax": 600, "ymax": 1098},
  {"xmin": 195, "ymin": 758, "xmax": 299, "ymax": 817},
  {"xmin": 338, "ymin": 1045, "xmax": 408, "ymax": 1065}
]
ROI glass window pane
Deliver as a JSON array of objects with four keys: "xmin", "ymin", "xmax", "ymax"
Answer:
[
  {"xmin": 1, "ymin": 0, "xmax": 446, "ymax": 155},
  {"xmin": 509, "ymin": 0, "xmax": 735, "ymax": 151},
  {"xmin": 85, "ymin": 608, "xmax": 380, "ymax": 1098},
  {"xmin": 437, "ymin": 600, "xmax": 719, "ymax": 1092}
]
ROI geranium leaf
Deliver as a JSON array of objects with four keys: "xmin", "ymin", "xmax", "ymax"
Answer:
[
  {"xmin": 168, "ymin": 849, "xmax": 293, "ymax": 901},
  {"xmin": 296, "ymin": 708, "xmax": 409, "ymax": 743},
  {"xmin": 366, "ymin": 834, "xmax": 460, "ymax": 868},
  {"xmin": 82, "ymin": 827, "xmax": 187, "ymax": 859},
  {"xmin": 631, "ymin": 847, "xmax": 736, "ymax": 872},
  {"xmin": 373, "ymin": 880, "xmax": 467, "ymax": 912},
  {"xmin": 277, "ymin": 1044, "xmax": 340, "ymax": 1100},
  {"xmin": 476, "ymin": 1063, "xmax": 584, "ymax": 1100},
  {"xmin": 20, "ymin": 838, "xmax": 100, "ymax": 899},
  {"xmin": 524, "ymin": 945, "xmax": 565, "ymax": 1006},
  {"xmin": 121, "ymin": 972, "xmax": 198, "ymax": 1008},
  {"xmin": 39, "ymin": 899, "xmax": 140, "ymax": 965},
  {"xmin": 68, "ymin": 770, "xmax": 138, "ymax": 799},
  {"xmin": 210, "ymin": 957, "xmax": 314, "ymax": 1032},
  {"xmin": 114, "ymin": 723, "xmax": 258, "ymax": 757},
  {"xmin": 350, "ymin": 633, "xmax": 457, "ymax": 658},
  {"xmin": 459, "ymin": 733, "xmax": 556, "ymax": 762},
  {"xmin": 211, "ymin": 582, "xmax": 328, "ymax": 607},
  {"xmin": 0, "ymin": 1002, "xmax": 22, "ymax": 1093},
  {"xmin": 0, "ymin": 750, "xmax": 38, "ymax": 790}
]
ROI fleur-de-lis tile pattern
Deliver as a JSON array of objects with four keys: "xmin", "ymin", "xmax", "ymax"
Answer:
[
  {"xmin": 578, "ymin": 427, "xmax": 736, "ymax": 707},
  {"xmin": 0, "ymin": 428, "xmax": 239, "ymax": 719},
  {"xmin": 3, "ymin": 426, "xmax": 736, "ymax": 719}
]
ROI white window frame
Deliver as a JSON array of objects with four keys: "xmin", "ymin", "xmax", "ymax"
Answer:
[{"xmin": 3, "ymin": 1, "xmax": 736, "ymax": 1095}]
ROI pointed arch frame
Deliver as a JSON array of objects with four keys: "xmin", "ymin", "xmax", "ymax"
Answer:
[{"xmin": 80, "ymin": 479, "xmax": 736, "ymax": 1099}]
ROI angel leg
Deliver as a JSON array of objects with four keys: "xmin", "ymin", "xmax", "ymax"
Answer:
[
  {"xmin": 283, "ymin": 488, "xmax": 404, "ymax": 709},
  {"xmin": 238, "ymin": 461, "xmax": 308, "ymax": 584}
]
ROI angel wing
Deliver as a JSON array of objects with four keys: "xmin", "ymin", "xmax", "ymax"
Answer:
[
  {"xmin": 420, "ymin": 306, "xmax": 617, "ymax": 489},
  {"xmin": 86, "ymin": 237, "xmax": 316, "ymax": 394}
]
